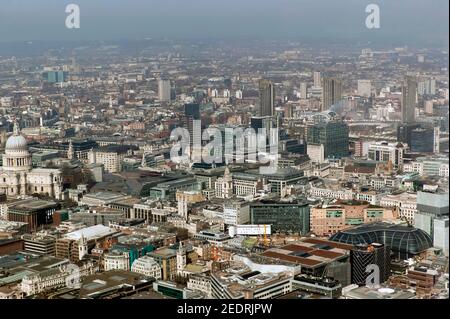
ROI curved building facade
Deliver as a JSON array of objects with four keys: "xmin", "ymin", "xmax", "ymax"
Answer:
[{"xmin": 329, "ymin": 222, "xmax": 432, "ymax": 259}]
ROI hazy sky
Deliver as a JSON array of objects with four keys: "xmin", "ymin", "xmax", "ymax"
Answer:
[{"xmin": 0, "ymin": 0, "xmax": 448, "ymax": 47}]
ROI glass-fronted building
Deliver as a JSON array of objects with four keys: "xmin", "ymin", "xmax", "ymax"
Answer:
[
  {"xmin": 249, "ymin": 201, "xmax": 310, "ymax": 234},
  {"xmin": 307, "ymin": 120, "xmax": 349, "ymax": 159}
]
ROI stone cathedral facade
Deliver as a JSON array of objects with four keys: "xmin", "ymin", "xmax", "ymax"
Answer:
[{"xmin": 0, "ymin": 122, "xmax": 63, "ymax": 199}]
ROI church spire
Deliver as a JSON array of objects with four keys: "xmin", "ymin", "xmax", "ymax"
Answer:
[
  {"xmin": 224, "ymin": 166, "xmax": 232, "ymax": 182},
  {"xmin": 68, "ymin": 140, "xmax": 74, "ymax": 160},
  {"xmin": 13, "ymin": 120, "xmax": 20, "ymax": 136}
]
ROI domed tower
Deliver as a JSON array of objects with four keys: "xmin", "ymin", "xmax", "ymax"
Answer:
[{"xmin": 2, "ymin": 121, "xmax": 32, "ymax": 172}]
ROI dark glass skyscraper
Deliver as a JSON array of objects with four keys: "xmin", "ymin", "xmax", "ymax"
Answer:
[
  {"xmin": 402, "ymin": 75, "xmax": 418, "ymax": 124},
  {"xmin": 350, "ymin": 243, "xmax": 391, "ymax": 286},
  {"xmin": 184, "ymin": 103, "xmax": 201, "ymax": 161},
  {"xmin": 184, "ymin": 103, "xmax": 200, "ymax": 120},
  {"xmin": 259, "ymin": 79, "xmax": 275, "ymax": 117},
  {"xmin": 410, "ymin": 127, "xmax": 435, "ymax": 153}
]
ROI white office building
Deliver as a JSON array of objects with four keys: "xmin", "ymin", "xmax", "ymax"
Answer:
[
  {"xmin": 158, "ymin": 79, "xmax": 171, "ymax": 102},
  {"xmin": 131, "ymin": 255, "xmax": 162, "ymax": 279}
]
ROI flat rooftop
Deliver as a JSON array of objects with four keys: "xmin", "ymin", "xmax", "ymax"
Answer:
[
  {"xmin": 261, "ymin": 238, "xmax": 352, "ymax": 268},
  {"xmin": 83, "ymin": 192, "xmax": 129, "ymax": 201},
  {"xmin": 64, "ymin": 225, "xmax": 117, "ymax": 241},
  {"xmin": 8, "ymin": 199, "xmax": 58, "ymax": 212},
  {"xmin": 80, "ymin": 270, "xmax": 153, "ymax": 298},
  {"xmin": 212, "ymin": 262, "xmax": 291, "ymax": 298}
]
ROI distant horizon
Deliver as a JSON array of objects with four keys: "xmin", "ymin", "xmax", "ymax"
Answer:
[
  {"xmin": 0, "ymin": 0, "xmax": 448, "ymax": 48},
  {"xmin": 0, "ymin": 38, "xmax": 447, "ymax": 59}
]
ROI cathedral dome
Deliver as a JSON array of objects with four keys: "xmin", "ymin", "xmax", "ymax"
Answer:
[
  {"xmin": 5, "ymin": 122, "xmax": 28, "ymax": 153},
  {"xmin": 5, "ymin": 135, "xmax": 28, "ymax": 152}
]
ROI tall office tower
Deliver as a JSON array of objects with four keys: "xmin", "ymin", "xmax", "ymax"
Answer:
[
  {"xmin": 414, "ymin": 188, "xmax": 449, "ymax": 255},
  {"xmin": 259, "ymin": 79, "xmax": 275, "ymax": 117},
  {"xmin": 357, "ymin": 80, "xmax": 372, "ymax": 97},
  {"xmin": 418, "ymin": 81, "xmax": 426, "ymax": 96},
  {"xmin": 401, "ymin": 76, "xmax": 417, "ymax": 123},
  {"xmin": 351, "ymin": 243, "xmax": 391, "ymax": 286},
  {"xmin": 418, "ymin": 78, "xmax": 436, "ymax": 96},
  {"xmin": 433, "ymin": 218, "xmax": 449, "ymax": 256},
  {"xmin": 184, "ymin": 103, "xmax": 201, "ymax": 161},
  {"xmin": 427, "ymin": 78, "xmax": 436, "ymax": 95},
  {"xmin": 184, "ymin": 103, "xmax": 200, "ymax": 120},
  {"xmin": 410, "ymin": 125, "xmax": 437, "ymax": 153},
  {"xmin": 397, "ymin": 122, "xmax": 421, "ymax": 146},
  {"xmin": 300, "ymin": 82, "xmax": 308, "ymax": 99},
  {"xmin": 414, "ymin": 189, "xmax": 449, "ymax": 235},
  {"xmin": 158, "ymin": 78, "xmax": 171, "ymax": 102},
  {"xmin": 322, "ymin": 78, "xmax": 342, "ymax": 111},
  {"xmin": 306, "ymin": 117, "xmax": 349, "ymax": 159},
  {"xmin": 313, "ymin": 71, "xmax": 321, "ymax": 87}
]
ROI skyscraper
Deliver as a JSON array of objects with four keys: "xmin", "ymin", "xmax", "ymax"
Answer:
[
  {"xmin": 402, "ymin": 76, "xmax": 417, "ymax": 123},
  {"xmin": 351, "ymin": 243, "xmax": 391, "ymax": 286},
  {"xmin": 184, "ymin": 103, "xmax": 201, "ymax": 161},
  {"xmin": 300, "ymin": 82, "xmax": 308, "ymax": 99},
  {"xmin": 184, "ymin": 103, "xmax": 200, "ymax": 120},
  {"xmin": 414, "ymin": 189, "xmax": 449, "ymax": 239},
  {"xmin": 259, "ymin": 79, "xmax": 275, "ymax": 117},
  {"xmin": 322, "ymin": 78, "xmax": 342, "ymax": 111},
  {"xmin": 313, "ymin": 71, "xmax": 321, "ymax": 88},
  {"xmin": 158, "ymin": 78, "xmax": 171, "ymax": 102}
]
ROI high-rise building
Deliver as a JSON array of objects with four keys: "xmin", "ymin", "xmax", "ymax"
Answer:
[
  {"xmin": 398, "ymin": 122, "xmax": 439, "ymax": 154},
  {"xmin": 43, "ymin": 71, "xmax": 68, "ymax": 83},
  {"xmin": 322, "ymin": 78, "xmax": 342, "ymax": 111},
  {"xmin": 433, "ymin": 218, "xmax": 449, "ymax": 256},
  {"xmin": 418, "ymin": 78, "xmax": 436, "ymax": 96},
  {"xmin": 313, "ymin": 71, "xmax": 321, "ymax": 88},
  {"xmin": 250, "ymin": 115, "xmax": 278, "ymax": 153},
  {"xmin": 357, "ymin": 80, "xmax": 372, "ymax": 97},
  {"xmin": 184, "ymin": 103, "xmax": 201, "ymax": 160},
  {"xmin": 410, "ymin": 126, "xmax": 436, "ymax": 153},
  {"xmin": 397, "ymin": 122, "xmax": 421, "ymax": 146},
  {"xmin": 350, "ymin": 243, "xmax": 391, "ymax": 286},
  {"xmin": 184, "ymin": 103, "xmax": 200, "ymax": 120},
  {"xmin": 402, "ymin": 76, "xmax": 417, "ymax": 123},
  {"xmin": 158, "ymin": 78, "xmax": 171, "ymax": 102},
  {"xmin": 258, "ymin": 79, "xmax": 275, "ymax": 117},
  {"xmin": 300, "ymin": 82, "xmax": 308, "ymax": 99},
  {"xmin": 414, "ymin": 189, "xmax": 449, "ymax": 241},
  {"xmin": 306, "ymin": 118, "xmax": 349, "ymax": 159}
]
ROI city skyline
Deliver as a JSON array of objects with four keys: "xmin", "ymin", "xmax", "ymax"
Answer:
[{"xmin": 0, "ymin": 0, "xmax": 448, "ymax": 305}]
